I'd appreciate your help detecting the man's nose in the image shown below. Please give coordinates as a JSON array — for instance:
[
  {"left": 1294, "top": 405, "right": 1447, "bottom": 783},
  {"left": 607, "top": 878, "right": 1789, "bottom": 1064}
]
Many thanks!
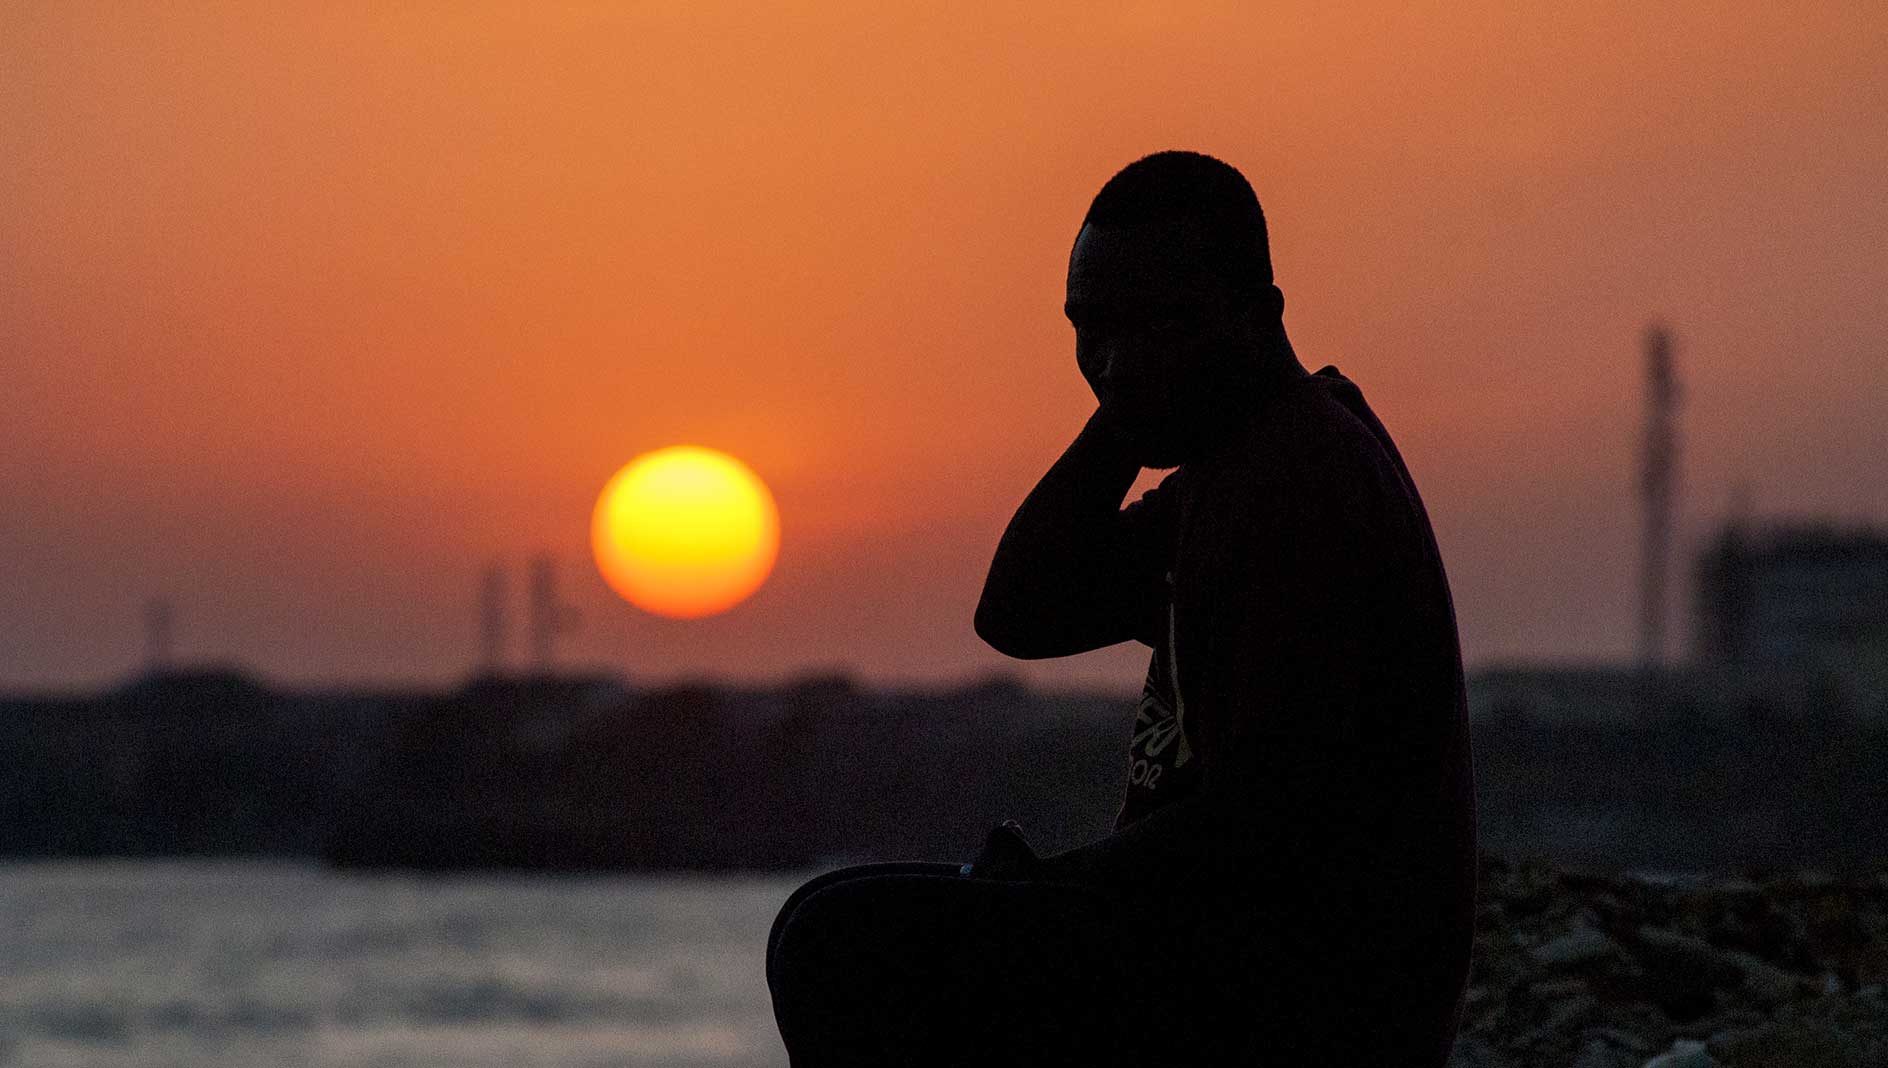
[{"left": 1096, "top": 342, "right": 1155, "bottom": 393}]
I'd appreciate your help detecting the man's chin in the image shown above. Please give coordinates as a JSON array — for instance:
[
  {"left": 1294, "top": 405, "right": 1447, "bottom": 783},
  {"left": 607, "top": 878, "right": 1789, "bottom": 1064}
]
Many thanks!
[{"left": 1104, "top": 409, "right": 1186, "bottom": 467}]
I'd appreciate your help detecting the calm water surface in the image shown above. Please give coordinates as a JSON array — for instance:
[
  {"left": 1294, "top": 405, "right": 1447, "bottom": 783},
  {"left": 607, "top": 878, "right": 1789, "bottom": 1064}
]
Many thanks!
[{"left": 0, "top": 861, "right": 804, "bottom": 1068}]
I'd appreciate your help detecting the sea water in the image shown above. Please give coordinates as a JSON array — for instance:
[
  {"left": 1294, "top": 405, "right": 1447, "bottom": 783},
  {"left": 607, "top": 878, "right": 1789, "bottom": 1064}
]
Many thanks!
[{"left": 0, "top": 860, "right": 803, "bottom": 1068}]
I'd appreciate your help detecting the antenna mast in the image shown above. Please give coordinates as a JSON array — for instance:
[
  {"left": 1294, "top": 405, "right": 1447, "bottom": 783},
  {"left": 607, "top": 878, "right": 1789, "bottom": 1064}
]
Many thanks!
[
  {"left": 528, "top": 554, "right": 579, "bottom": 674},
  {"left": 478, "top": 562, "right": 508, "bottom": 675},
  {"left": 1638, "top": 322, "right": 1681, "bottom": 674},
  {"left": 143, "top": 597, "right": 174, "bottom": 674}
]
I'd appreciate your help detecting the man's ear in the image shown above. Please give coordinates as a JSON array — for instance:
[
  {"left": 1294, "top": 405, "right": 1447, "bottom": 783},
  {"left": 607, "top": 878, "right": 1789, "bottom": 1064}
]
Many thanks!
[
  {"left": 1259, "top": 283, "right": 1284, "bottom": 322},
  {"left": 1235, "top": 283, "right": 1284, "bottom": 335}
]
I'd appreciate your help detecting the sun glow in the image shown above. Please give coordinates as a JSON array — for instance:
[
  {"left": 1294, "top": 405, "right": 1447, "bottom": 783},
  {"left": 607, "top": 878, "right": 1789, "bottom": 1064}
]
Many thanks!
[{"left": 591, "top": 446, "right": 780, "bottom": 619}]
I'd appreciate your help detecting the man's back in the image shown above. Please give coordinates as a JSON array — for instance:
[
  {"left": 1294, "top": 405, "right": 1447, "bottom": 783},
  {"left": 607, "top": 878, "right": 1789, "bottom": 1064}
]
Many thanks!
[{"left": 1158, "top": 365, "right": 1477, "bottom": 1063}]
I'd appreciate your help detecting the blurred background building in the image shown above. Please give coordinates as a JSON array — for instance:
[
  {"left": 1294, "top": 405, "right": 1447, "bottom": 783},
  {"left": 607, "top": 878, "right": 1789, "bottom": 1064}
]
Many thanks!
[
  {"left": 1691, "top": 520, "right": 1888, "bottom": 719},
  {"left": 1469, "top": 520, "right": 1888, "bottom": 724}
]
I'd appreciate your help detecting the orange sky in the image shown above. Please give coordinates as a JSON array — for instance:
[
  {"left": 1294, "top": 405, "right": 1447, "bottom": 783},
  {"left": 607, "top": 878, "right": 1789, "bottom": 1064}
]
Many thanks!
[{"left": 4, "top": 3, "right": 1884, "bottom": 691}]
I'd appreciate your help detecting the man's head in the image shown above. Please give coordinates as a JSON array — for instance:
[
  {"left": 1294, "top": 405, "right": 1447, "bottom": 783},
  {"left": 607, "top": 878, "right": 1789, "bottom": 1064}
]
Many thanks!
[{"left": 1065, "top": 151, "right": 1286, "bottom": 468}]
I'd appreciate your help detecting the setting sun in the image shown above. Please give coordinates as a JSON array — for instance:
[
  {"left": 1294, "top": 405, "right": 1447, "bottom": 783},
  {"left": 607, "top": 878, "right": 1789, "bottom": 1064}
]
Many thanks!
[{"left": 591, "top": 446, "right": 781, "bottom": 619}]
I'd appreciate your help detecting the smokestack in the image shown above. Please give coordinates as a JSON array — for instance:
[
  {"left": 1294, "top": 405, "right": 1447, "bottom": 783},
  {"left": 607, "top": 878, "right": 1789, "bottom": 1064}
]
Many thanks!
[
  {"left": 527, "top": 554, "right": 580, "bottom": 674},
  {"left": 478, "top": 563, "right": 508, "bottom": 675},
  {"left": 1639, "top": 322, "right": 1681, "bottom": 675},
  {"left": 142, "top": 597, "right": 174, "bottom": 674}
]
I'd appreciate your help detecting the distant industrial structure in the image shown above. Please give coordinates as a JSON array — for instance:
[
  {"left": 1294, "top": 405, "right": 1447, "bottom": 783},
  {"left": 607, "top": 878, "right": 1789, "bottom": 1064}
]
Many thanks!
[
  {"left": 1468, "top": 320, "right": 1888, "bottom": 724},
  {"left": 472, "top": 555, "right": 581, "bottom": 678},
  {"left": 141, "top": 597, "right": 175, "bottom": 675},
  {"left": 478, "top": 563, "right": 509, "bottom": 673},
  {"left": 1692, "top": 521, "right": 1888, "bottom": 717},
  {"left": 1473, "top": 519, "right": 1888, "bottom": 725},
  {"left": 1638, "top": 322, "right": 1681, "bottom": 672},
  {"left": 527, "top": 554, "right": 579, "bottom": 674}
]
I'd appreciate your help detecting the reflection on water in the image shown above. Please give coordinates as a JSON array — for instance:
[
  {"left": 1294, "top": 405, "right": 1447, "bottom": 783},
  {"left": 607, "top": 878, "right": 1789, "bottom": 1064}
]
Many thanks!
[{"left": 0, "top": 861, "right": 802, "bottom": 1068}]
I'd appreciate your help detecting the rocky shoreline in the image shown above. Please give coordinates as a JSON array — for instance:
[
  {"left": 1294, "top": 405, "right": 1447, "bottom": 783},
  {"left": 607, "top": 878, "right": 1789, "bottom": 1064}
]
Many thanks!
[{"left": 1451, "top": 853, "right": 1888, "bottom": 1067}]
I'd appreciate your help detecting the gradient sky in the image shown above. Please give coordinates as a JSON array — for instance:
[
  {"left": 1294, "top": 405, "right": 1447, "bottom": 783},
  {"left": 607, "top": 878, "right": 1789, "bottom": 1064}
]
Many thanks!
[{"left": 4, "top": 3, "right": 1884, "bottom": 693}]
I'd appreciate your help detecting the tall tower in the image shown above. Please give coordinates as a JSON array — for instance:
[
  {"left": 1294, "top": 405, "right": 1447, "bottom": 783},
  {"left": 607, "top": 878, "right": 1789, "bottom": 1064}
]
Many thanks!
[
  {"left": 1639, "top": 322, "right": 1681, "bottom": 673},
  {"left": 527, "top": 554, "right": 579, "bottom": 674},
  {"left": 142, "top": 596, "right": 175, "bottom": 674},
  {"left": 477, "top": 563, "right": 509, "bottom": 675}
]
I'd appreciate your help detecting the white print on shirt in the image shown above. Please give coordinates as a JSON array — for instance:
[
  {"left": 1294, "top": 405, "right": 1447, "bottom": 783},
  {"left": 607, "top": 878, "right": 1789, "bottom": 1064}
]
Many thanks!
[
  {"left": 1124, "top": 575, "right": 1193, "bottom": 797},
  {"left": 1165, "top": 580, "right": 1192, "bottom": 770}
]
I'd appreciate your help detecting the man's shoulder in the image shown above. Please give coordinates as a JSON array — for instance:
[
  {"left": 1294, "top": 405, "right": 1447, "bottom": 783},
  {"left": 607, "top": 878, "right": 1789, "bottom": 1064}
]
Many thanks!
[
  {"left": 1175, "top": 375, "right": 1424, "bottom": 583},
  {"left": 1181, "top": 372, "right": 1432, "bottom": 597},
  {"left": 1222, "top": 371, "right": 1406, "bottom": 495}
]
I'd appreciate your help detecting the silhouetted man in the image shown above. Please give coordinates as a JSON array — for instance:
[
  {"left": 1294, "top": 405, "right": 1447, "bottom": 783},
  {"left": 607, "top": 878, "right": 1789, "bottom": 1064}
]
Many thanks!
[{"left": 767, "top": 150, "right": 1477, "bottom": 1066}]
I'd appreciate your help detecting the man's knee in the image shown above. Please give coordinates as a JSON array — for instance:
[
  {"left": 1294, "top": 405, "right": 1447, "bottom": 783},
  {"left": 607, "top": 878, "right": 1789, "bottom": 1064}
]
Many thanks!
[
  {"left": 767, "top": 878, "right": 818, "bottom": 981},
  {"left": 768, "top": 879, "right": 898, "bottom": 1057},
  {"left": 772, "top": 878, "right": 876, "bottom": 983},
  {"left": 768, "top": 866, "right": 887, "bottom": 984}
]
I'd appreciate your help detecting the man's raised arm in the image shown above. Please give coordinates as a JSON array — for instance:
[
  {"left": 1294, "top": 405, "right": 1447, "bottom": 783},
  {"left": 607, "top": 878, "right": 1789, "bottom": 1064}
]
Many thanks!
[{"left": 974, "top": 409, "right": 1173, "bottom": 659}]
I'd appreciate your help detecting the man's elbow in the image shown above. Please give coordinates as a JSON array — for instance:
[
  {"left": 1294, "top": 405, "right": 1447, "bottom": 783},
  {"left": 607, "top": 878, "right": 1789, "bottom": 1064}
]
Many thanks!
[{"left": 973, "top": 599, "right": 1053, "bottom": 660}]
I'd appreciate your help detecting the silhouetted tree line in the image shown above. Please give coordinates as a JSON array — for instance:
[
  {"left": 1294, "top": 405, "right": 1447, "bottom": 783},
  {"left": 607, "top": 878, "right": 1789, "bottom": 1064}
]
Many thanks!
[
  {"left": 1, "top": 671, "right": 1882, "bottom": 874},
  {"left": 321, "top": 673, "right": 1126, "bottom": 870}
]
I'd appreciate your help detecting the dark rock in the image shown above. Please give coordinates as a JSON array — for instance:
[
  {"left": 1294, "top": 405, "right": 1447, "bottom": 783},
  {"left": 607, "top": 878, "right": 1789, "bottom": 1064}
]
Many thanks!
[
  {"left": 1571, "top": 1036, "right": 1638, "bottom": 1068},
  {"left": 1642, "top": 1037, "right": 1717, "bottom": 1067},
  {"left": 1452, "top": 849, "right": 1888, "bottom": 1067},
  {"left": 1533, "top": 925, "right": 1624, "bottom": 968}
]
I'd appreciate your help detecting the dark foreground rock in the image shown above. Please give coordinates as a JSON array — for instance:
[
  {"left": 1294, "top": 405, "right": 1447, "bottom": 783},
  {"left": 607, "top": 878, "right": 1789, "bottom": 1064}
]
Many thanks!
[{"left": 1451, "top": 853, "right": 1888, "bottom": 1067}]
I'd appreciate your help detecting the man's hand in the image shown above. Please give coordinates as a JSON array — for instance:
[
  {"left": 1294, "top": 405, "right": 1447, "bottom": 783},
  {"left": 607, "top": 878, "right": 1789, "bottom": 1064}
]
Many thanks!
[
  {"left": 973, "top": 408, "right": 1163, "bottom": 660},
  {"left": 962, "top": 820, "right": 1039, "bottom": 880}
]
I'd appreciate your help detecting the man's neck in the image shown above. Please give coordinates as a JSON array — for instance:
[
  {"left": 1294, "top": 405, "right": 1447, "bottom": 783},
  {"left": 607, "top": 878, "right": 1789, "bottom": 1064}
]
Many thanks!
[
  {"left": 1254, "top": 334, "right": 1309, "bottom": 390},
  {"left": 1183, "top": 334, "right": 1308, "bottom": 469},
  {"left": 1229, "top": 331, "right": 1310, "bottom": 417}
]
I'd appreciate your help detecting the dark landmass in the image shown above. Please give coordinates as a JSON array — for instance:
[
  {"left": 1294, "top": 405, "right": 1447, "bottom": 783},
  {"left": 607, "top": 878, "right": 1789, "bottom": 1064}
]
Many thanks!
[{"left": 1, "top": 669, "right": 1884, "bottom": 878}]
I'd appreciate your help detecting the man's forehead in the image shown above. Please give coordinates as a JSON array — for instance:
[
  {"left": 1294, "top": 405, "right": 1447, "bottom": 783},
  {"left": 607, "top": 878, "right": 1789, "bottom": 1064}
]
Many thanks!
[{"left": 1067, "top": 221, "right": 1216, "bottom": 301}]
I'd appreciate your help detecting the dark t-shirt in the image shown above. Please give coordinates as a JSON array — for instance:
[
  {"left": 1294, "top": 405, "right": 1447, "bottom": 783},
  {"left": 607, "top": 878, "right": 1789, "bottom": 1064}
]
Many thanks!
[{"left": 1106, "top": 365, "right": 1477, "bottom": 1065}]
